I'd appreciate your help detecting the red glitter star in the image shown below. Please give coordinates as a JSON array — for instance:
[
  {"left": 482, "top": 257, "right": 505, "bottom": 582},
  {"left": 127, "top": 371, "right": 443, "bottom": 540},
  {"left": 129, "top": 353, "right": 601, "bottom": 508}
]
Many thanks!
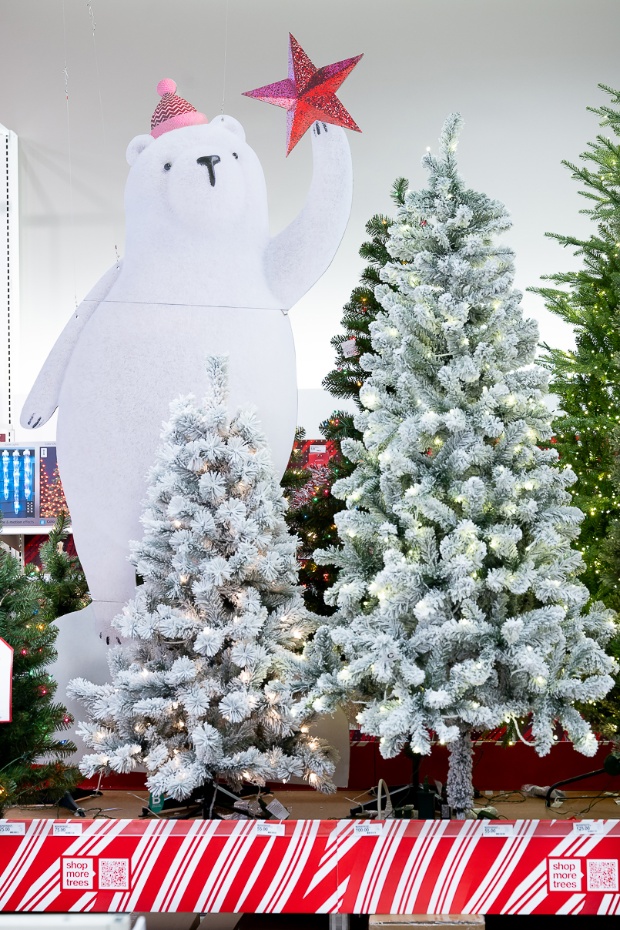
[{"left": 243, "top": 34, "right": 362, "bottom": 155}]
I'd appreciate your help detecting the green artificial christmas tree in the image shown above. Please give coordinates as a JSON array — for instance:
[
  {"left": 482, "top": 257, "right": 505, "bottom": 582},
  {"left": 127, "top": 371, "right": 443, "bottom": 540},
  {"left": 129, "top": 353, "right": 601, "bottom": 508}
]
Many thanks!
[
  {"left": 282, "top": 180, "right": 408, "bottom": 613},
  {"left": 36, "top": 512, "right": 90, "bottom": 623},
  {"left": 0, "top": 544, "right": 79, "bottom": 814},
  {"left": 323, "top": 177, "right": 408, "bottom": 427},
  {"left": 531, "top": 85, "right": 620, "bottom": 739},
  {"left": 532, "top": 85, "right": 620, "bottom": 609}
]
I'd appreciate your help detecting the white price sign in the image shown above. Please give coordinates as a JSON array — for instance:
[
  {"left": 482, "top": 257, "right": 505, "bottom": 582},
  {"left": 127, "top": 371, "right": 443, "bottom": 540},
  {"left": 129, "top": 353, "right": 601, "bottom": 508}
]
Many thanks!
[
  {"left": 482, "top": 822, "right": 514, "bottom": 837},
  {"left": 0, "top": 821, "right": 25, "bottom": 835},
  {"left": 53, "top": 822, "right": 83, "bottom": 836},
  {"left": 548, "top": 858, "right": 583, "bottom": 892},
  {"left": 62, "top": 857, "right": 94, "bottom": 890},
  {"left": 353, "top": 821, "right": 384, "bottom": 836},
  {"left": 572, "top": 821, "right": 604, "bottom": 835},
  {"left": 0, "top": 638, "right": 13, "bottom": 723},
  {"left": 256, "top": 822, "right": 285, "bottom": 837}
]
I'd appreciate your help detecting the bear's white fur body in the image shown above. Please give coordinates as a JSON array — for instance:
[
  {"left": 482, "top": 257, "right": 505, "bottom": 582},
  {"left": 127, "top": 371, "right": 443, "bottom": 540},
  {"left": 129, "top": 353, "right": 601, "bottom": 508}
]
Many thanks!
[{"left": 22, "top": 116, "right": 353, "bottom": 640}]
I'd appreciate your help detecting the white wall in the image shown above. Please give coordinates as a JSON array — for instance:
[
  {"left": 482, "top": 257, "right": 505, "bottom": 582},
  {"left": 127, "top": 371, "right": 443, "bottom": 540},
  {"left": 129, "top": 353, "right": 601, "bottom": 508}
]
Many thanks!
[{"left": 2, "top": 0, "right": 619, "bottom": 431}]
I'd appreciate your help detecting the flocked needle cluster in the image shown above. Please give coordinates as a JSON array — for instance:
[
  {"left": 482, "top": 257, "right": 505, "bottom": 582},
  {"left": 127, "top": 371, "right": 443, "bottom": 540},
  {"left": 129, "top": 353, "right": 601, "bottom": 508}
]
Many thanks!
[
  {"left": 303, "top": 114, "right": 617, "bottom": 813},
  {"left": 69, "top": 356, "right": 335, "bottom": 801}
]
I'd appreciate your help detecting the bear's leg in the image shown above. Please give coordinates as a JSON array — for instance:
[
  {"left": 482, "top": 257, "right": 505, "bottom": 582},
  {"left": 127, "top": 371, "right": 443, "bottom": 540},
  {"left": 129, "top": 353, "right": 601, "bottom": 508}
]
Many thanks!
[{"left": 70, "top": 513, "right": 139, "bottom": 644}]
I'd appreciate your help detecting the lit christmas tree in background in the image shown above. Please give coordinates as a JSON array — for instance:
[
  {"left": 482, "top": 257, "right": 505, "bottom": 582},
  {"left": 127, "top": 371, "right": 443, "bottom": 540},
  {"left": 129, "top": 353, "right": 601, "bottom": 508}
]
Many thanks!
[
  {"left": 39, "top": 460, "right": 69, "bottom": 520},
  {"left": 531, "top": 84, "right": 620, "bottom": 737},
  {"left": 302, "top": 114, "right": 617, "bottom": 815}
]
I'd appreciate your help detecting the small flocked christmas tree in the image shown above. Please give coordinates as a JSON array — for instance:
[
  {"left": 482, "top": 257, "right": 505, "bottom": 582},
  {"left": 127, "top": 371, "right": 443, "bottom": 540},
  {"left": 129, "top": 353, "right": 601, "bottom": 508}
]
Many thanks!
[
  {"left": 0, "top": 544, "right": 78, "bottom": 813},
  {"left": 68, "top": 357, "right": 335, "bottom": 806},
  {"left": 283, "top": 182, "right": 408, "bottom": 613},
  {"left": 36, "top": 512, "right": 90, "bottom": 622},
  {"left": 531, "top": 84, "right": 620, "bottom": 609},
  {"left": 302, "top": 115, "right": 617, "bottom": 815}
]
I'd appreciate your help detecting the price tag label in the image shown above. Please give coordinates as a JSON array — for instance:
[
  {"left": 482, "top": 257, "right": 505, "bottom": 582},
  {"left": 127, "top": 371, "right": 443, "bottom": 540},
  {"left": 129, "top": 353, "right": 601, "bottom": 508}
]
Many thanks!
[
  {"left": 341, "top": 338, "right": 359, "bottom": 359},
  {"left": 53, "top": 822, "right": 83, "bottom": 836},
  {"left": 572, "top": 821, "right": 603, "bottom": 835},
  {"left": 0, "top": 821, "right": 25, "bottom": 835},
  {"left": 482, "top": 822, "right": 514, "bottom": 837},
  {"left": 256, "top": 822, "right": 285, "bottom": 837},
  {"left": 353, "top": 821, "right": 384, "bottom": 836}
]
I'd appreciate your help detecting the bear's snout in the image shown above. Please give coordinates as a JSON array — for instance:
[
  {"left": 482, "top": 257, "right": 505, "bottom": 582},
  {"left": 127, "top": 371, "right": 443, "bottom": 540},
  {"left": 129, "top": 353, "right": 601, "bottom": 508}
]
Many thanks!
[{"left": 197, "top": 155, "right": 221, "bottom": 187}]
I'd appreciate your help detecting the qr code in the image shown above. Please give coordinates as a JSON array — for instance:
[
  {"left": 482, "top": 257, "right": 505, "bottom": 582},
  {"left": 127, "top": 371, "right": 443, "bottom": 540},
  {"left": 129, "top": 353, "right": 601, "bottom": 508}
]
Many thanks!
[
  {"left": 587, "top": 859, "right": 619, "bottom": 892},
  {"left": 98, "top": 858, "right": 130, "bottom": 891}
]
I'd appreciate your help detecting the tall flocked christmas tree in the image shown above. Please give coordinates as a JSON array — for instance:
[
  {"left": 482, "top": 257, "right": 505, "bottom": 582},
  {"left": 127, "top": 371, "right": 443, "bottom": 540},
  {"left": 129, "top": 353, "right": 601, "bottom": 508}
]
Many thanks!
[
  {"left": 68, "top": 357, "right": 335, "bottom": 806},
  {"left": 302, "top": 115, "right": 617, "bottom": 815}
]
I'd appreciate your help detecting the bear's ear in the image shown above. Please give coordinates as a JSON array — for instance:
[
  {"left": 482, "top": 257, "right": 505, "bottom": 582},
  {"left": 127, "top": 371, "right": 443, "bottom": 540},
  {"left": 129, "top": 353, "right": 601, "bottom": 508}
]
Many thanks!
[
  {"left": 213, "top": 115, "right": 246, "bottom": 141},
  {"left": 126, "top": 134, "right": 153, "bottom": 166}
]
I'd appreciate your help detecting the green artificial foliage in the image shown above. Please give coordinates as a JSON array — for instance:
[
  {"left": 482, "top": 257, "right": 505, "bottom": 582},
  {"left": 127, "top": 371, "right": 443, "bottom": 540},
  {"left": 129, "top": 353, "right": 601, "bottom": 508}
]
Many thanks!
[
  {"left": 0, "top": 541, "right": 79, "bottom": 814},
  {"left": 282, "top": 179, "right": 408, "bottom": 613},
  {"left": 530, "top": 85, "right": 620, "bottom": 739},
  {"left": 323, "top": 177, "right": 409, "bottom": 434},
  {"left": 283, "top": 421, "right": 347, "bottom": 616},
  {"left": 36, "top": 511, "right": 91, "bottom": 622},
  {"left": 531, "top": 85, "right": 620, "bottom": 608}
]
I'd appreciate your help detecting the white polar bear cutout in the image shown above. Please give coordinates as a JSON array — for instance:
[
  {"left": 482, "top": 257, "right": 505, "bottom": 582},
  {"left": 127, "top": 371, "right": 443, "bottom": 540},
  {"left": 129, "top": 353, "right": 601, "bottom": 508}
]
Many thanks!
[{"left": 22, "top": 101, "right": 352, "bottom": 644}]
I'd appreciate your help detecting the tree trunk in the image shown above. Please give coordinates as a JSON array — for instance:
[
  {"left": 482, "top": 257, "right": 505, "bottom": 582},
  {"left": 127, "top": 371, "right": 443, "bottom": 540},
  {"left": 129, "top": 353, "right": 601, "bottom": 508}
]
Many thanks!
[
  {"left": 202, "top": 779, "right": 217, "bottom": 819},
  {"left": 447, "top": 729, "right": 473, "bottom": 818}
]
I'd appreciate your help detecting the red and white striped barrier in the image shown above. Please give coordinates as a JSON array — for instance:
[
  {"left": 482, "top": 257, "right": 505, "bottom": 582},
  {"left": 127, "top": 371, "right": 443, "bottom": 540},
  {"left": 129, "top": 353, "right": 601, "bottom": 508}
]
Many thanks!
[{"left": 1, "top": 819, "right": 620, "bottom": 916}]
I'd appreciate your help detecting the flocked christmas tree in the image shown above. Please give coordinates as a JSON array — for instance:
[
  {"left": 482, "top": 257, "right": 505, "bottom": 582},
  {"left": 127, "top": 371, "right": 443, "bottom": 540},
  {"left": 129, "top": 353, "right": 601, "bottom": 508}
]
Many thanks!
[
  {"left": 532, "top": 84, "right": 620, "bottom": 610},
  {"left": 283, "top": 181, "right": 408, "bottom": 613},
  {"left": 0, "top": 543, "right": 79, "bottom": 813},
  {"left": 301, "top": 115, "right": 618, "bottom": 815},
  {"left": 68, "top": 356, "right": 335, "bottom": 806}
]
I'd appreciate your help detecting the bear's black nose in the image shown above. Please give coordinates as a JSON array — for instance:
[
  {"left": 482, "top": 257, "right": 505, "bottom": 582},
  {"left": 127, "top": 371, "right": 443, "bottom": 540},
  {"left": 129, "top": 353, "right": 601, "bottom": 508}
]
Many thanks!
[{"left": 197, "top": 155, "right": 221, "bottom": 187}]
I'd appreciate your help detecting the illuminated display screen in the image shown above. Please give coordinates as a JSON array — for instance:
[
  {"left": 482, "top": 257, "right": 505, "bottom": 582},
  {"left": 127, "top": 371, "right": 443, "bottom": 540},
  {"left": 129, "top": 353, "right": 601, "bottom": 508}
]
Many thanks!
[
  {"left": 0, "top": 447, "right": 35, "bottom": 520},
  {"left": 0, "top": 444, "right": 69, "bottom": 527}
]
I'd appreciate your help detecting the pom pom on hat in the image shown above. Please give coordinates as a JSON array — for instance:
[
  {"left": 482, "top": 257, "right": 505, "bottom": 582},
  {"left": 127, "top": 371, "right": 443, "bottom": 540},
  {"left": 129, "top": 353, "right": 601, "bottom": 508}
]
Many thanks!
[{"left": 151, "top": 79, "right": 208, "bottom": 138}]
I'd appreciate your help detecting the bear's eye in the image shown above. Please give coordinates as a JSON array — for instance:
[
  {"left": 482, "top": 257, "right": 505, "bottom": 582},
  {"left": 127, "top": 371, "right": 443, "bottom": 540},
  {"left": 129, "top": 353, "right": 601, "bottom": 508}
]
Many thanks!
[
  {"left": 164, "top": 162, "right": 172, "bottom": 171},
  {"left": 232, "top": 152, "right": 238, "bottom": 160}
]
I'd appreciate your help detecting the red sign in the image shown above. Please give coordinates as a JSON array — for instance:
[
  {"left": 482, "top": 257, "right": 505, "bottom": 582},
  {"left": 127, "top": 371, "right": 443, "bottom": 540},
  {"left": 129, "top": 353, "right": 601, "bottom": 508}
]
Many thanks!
[
  {"left": 297, "top": 440, "right": 338, "bottom": 469},
  {"left": 1, "top": 819, "right": 620, "bottom": 915}
]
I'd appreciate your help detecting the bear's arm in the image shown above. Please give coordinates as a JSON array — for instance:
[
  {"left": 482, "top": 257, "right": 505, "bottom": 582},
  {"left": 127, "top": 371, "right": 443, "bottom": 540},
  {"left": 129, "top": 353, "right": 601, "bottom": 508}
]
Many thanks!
[
  {"left": 265, "top": 122, "right": 352, "bottom": 309},
  {"left": 20, "top": 262, "right": 122, "bottom": 429}
]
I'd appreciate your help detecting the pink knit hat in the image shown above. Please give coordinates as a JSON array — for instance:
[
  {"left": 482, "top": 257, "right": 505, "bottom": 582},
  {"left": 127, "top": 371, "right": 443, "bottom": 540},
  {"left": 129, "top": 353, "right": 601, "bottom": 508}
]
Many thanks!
[{"left": 150, "top": 79, "right": 208, "bottom": 138}]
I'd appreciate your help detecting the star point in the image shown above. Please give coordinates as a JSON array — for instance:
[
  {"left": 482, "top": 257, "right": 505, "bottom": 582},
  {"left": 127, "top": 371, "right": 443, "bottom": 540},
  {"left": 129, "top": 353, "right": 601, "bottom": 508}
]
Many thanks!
[{"left": 243, "top": 34, "right": 363, "bottom": 155}]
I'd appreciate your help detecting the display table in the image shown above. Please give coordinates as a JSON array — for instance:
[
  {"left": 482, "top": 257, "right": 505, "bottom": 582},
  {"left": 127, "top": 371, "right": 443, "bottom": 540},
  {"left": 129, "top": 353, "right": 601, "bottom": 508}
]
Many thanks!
[{"left": 1, "top": 818, "right": 620, "bottom": 916}]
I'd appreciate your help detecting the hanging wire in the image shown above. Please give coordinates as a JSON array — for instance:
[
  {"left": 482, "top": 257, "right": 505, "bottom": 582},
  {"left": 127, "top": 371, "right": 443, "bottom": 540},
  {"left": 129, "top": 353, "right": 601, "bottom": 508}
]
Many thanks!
[
  {"left": 61, "top": 0, "right": 78, "bottom": 308},
  {"left": 85, "top": 1, "right": 120, "bottom": 268},
  {"left": 86, "top": 2, "right": 106, "bottom": 147},
  {"left": 221, "top": 0, "right": 230, "bottom": 114}
]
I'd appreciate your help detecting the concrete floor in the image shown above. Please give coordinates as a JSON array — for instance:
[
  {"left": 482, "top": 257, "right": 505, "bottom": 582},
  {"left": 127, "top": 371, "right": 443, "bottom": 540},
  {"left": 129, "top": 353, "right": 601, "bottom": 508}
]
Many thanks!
[{"left": 8, "top": 787, "right": 620, "bottom": 821}]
